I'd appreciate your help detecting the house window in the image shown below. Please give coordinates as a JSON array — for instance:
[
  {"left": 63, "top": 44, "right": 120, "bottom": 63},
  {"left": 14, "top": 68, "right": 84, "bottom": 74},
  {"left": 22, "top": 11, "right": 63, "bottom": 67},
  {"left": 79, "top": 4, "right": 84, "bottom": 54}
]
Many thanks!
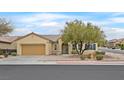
[
  {"left": 72, "top": 43, "right": 96, "bottom": 50},
  {"left": 72, "top": 44, "right": 83, "bottom": 50},
  {"left": 92, "top": 44, "right": 96, "bottom": 50},
  {"left": 85, "top": 43, "right": 96, "bottom": 50}
]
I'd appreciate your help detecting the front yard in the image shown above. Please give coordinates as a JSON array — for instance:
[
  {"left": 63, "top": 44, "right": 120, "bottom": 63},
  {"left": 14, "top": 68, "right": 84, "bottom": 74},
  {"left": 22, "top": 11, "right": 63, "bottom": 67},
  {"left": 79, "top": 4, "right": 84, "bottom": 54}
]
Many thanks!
[{"left": 0, "top": 53, "right": 124, "bottom": 65}]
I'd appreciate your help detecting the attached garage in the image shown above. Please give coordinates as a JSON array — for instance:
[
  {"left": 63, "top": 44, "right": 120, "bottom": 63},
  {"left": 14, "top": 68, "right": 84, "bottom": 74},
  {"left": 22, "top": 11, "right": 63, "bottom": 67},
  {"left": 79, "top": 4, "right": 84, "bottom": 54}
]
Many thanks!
[
  {"left": 14, "top": 32, "right": 53, "bottom": 56},
  {"left": 21, "top": 44, "right": 45, "bottom": 55}
]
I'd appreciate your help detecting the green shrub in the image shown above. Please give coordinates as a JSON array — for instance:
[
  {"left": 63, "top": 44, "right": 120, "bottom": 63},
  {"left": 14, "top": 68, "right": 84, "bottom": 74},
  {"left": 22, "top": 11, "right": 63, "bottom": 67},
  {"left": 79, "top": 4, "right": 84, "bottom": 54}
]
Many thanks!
[
  {"left": 120, "top": 44, "right": 124, "bottom": 50},
  {"left": 11, "top": 52, "right": 17, "bottom": 56},
  {"left": 0, "top": 49, "right": 3, "bottom": 55},
  {"left": 96, "top": 54, "right": 103, "bottom": 60},
  {"left": 80, "top": 55, "right": 86, "bottom": 60},
  {"left": 96, "top": 51, "right": 105, "bottom": 55}
]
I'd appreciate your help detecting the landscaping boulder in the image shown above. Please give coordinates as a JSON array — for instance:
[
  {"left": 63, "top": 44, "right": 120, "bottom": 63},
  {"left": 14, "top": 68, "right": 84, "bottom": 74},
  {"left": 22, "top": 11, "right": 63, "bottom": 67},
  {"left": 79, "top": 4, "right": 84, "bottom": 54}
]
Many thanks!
[{"left": 0, "top": 55, "right": 4, "bottom": 59}]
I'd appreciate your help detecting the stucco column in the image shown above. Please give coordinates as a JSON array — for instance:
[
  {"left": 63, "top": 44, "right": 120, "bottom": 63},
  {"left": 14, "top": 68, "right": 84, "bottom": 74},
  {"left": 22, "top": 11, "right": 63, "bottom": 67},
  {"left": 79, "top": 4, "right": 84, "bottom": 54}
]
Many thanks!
[
  {"left": 58, "top": 39, "right": 62, "bottom": 54},
  {"left": 17, "top": 43, "right": 21, "bottom": 56},
  {"left": 95, "top": 43, "right": 98, "bottom": 51},
  {"left": 46, "top": 42, "right": 50, "bottom": 55},
  {"left": 68, "top": 42, "right": 72, "bottom": 54}
]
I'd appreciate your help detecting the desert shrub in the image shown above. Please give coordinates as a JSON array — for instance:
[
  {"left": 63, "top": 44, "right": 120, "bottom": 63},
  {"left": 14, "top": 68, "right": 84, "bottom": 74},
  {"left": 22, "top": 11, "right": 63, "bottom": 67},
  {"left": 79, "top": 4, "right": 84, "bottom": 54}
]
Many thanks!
[
  {"left": 11, "top": 52, "right": 17, "bottom": 56},
  {"left": 116, "top": 44, "right": 121, "bottom": 49},
  {"left": 80, "top": 55, "right": 86, "bottom": 60},
  {"left": 95, "top": 51, "right": 105, "bottom": 60},
  {"left": 3, "top": 53, "right": 8, "bottom": 58},
  {"left": 96, "top": 54, "right": 103, "bottom": 60},
  {"left": 87, "top": 54, "right": 91, "bottom": 59},
  {"left": 80, "top": 54, "right": 92, "bottom": 60},
  {"left": 96, "top": 51, "right": 105, "bottom": 55}
]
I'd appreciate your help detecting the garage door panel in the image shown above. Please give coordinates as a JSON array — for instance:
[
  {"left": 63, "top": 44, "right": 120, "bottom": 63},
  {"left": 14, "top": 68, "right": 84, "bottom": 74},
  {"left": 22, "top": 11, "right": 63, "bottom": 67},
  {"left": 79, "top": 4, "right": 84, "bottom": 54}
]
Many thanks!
[{"left": 22, "top": 44, "right": 45, "bottom": 55}]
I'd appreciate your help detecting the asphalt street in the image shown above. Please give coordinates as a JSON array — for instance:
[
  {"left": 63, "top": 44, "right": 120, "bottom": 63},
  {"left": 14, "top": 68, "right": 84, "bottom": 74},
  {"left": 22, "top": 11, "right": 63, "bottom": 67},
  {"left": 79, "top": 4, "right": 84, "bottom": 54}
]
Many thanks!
[
  {"left": 0, "top": 65, "right": 124, "bottom": 80},
  {"left": 99, "top": 47, "right": 124, "bottom": 54}
]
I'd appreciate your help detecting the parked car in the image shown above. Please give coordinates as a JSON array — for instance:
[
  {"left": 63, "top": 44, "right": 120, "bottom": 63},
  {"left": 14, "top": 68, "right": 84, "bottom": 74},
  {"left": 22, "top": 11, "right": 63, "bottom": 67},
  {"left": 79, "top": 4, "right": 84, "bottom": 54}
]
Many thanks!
[{"left": 112, "top": 47, "right": 116, "bottom": 49}]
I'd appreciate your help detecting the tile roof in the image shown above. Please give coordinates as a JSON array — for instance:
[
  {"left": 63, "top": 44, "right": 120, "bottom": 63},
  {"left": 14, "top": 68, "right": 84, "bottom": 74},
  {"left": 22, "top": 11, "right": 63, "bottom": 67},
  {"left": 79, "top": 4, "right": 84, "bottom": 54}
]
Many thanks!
[
  {"left": 0, "top": 34, "right": 60, "bottom": 43},
  {"left": 0, "top": 36, "right": 19, "bottom": 43},
  {"left": 109, "top": 38, "right": 124, "bottom": 43},
  {"left": 109, "top": 39, "right": 118, "bottom": 43},
  {"left": 42, "top": 35, "right": 60, "bottom": 42}
]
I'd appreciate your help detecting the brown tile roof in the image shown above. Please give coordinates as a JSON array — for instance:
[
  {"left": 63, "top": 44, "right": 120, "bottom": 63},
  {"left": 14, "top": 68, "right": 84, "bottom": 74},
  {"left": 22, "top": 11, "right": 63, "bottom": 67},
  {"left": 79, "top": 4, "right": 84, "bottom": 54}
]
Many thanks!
[
  {"left": 0, "top": 34, "right": 60, "bottom": 43},
  {"left": 0, "top": 36, "right": 19, "bottom": 43},
  {"left": 109, "top": 39, "right": 118, "bottom": 43},
  {"left": 109, "top": 38, "right": 124, "bottom": 43},
  {"left": 42, "top": 35, "right": 60, "bottom": 42}
]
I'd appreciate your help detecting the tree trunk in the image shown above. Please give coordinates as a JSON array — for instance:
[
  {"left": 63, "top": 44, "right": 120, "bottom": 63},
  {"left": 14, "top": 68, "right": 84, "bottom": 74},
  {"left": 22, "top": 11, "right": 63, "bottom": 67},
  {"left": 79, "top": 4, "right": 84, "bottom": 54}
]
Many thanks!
[
  {"left": 80, "top": 43, "right": 91, "bottom": 55},
  {"left": 79, "top": 41, "right": 83, "bottom": 54},
  {"left": 73, "top": 41, "right": 86, "bottom": 55},
  {"left": 81, "top": 49, "right": 86, "bottom": 55},
  {"left": 73, "top": 42, "right": 90, "bottom": 55},
  {"left": 74, "top": 41, "right": 80, "bottom": 55}
]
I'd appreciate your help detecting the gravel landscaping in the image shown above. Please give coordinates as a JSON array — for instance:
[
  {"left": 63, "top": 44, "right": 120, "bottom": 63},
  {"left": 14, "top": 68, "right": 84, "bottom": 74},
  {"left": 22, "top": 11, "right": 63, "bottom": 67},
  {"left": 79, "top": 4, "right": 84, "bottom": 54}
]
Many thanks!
[{"left": 0, "top": 53, "right": 124, "bottom": 65}]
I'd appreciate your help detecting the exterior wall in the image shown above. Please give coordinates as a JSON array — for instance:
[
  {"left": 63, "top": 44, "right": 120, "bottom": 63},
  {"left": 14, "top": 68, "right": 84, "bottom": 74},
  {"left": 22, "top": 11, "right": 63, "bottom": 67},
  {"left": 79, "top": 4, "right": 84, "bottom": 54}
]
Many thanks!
[
  {"left": 57, "top": 38, "right": 72, "bottom": 54},
  {"left": 0, "top": 42, "right": 16, "bottom": 49},
  {"left": 107, "top": 42, "right": 116, "bottom": 48},
  {"left": 51, "top": 38, "right": 71, "bottom": 55},
  {"left": 58, "top": 38, "right": 63, "bottom": 54},
  {"left": 48, "top": 42, "right": 52, "bottom": 55},
  {"left": 95, "top": 43, "right": 98, "bottom": 51},
  {"left": 56, "top": 39, "right": 98, "bottom": 55},
  {"left": 68, "top": 42, "right": 72, "bottom": 54},
  {"left": 51, "top": 43, "right": 58, "bottom": 55},
  {"left": 15, "top": 34, "right": 52, "bottom": 55}
]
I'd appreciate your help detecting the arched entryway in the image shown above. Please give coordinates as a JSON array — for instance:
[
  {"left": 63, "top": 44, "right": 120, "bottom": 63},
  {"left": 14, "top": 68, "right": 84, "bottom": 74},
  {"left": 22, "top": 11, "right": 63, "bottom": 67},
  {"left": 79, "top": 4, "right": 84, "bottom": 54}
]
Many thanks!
[{"left": 62, "top": 43, "right": 68, "bottom": 54}]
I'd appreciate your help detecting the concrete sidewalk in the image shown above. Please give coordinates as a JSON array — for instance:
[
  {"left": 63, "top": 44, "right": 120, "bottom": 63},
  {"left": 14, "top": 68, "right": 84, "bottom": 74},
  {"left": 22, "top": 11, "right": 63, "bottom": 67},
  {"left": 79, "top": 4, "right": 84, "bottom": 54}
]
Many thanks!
[
  {"left": 56, "top": 60, "right": 124, "bottom": 65},
  {"left": 0, "top": 54, "right": 124, "bottom": 65},
  {"left": 0, "top": 59, "right": 124, "bottom": 65},
  {"left": 105, "top": 52, "right": 124, "bottom": 59}
]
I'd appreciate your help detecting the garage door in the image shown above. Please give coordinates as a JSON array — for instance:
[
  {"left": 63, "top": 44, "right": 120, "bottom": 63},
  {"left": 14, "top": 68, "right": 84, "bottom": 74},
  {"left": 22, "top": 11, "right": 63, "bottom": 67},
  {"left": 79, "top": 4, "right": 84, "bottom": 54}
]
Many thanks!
[{"left": 21, "top": 44, "right": 45, "bottom": 55}]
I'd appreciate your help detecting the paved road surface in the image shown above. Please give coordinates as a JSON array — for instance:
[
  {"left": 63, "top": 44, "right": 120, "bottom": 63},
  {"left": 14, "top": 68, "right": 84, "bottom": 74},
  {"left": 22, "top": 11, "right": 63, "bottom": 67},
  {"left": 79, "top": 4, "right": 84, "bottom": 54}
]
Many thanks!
[
  {"left": 99, "top": 47, "right": 124, "bottom": 54},
  {"left": 0, "top": 65, "right": 124, "bottom": 80}
]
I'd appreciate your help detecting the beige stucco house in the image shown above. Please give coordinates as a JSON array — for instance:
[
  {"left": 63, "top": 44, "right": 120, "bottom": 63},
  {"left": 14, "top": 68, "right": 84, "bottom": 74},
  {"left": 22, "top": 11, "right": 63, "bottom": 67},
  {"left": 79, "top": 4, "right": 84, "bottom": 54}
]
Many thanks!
[
  {"left": 108, "top": 38, "right": 124, "bottom": 48},
  {"left": 0, "top": 32, "right": 98, "bottom": 55}
]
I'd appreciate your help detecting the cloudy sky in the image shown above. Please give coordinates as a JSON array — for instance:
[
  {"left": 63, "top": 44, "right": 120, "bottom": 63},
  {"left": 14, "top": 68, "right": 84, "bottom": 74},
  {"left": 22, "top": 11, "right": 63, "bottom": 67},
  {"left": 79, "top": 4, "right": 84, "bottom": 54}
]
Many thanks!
[{"left": 0, "top": 12, "right": 124, "bottom": 40}]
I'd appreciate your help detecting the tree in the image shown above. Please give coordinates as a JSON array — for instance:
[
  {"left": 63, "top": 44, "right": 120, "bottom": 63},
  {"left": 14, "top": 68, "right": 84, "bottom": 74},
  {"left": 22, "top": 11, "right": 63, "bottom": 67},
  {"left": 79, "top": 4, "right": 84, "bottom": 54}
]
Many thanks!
[
  {"left": 61, "top": 20, "right": 106, "bottom": 55},
  {"left": 0, "top": 18, "right": 13, "bottom": 36}
]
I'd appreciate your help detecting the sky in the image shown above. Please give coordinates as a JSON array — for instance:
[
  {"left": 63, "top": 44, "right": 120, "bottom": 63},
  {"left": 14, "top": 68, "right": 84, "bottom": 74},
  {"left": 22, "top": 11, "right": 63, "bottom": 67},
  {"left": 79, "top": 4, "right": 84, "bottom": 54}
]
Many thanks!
[{"left": 0, "top": 12, "right": 124, "bottom": 40}]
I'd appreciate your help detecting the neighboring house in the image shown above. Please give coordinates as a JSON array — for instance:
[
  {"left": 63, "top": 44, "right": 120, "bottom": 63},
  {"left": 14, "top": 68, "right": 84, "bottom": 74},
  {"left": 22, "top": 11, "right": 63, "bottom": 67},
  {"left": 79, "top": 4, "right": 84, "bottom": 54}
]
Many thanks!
[
  {"left": 108, "top": 38, "right": 124, "bottom": 48},
  {"left": 0, "top": 32, "right": 98, "bottom": 55},
  {"left": 0, "top": 36, "right": 19, "bottom": 54}
]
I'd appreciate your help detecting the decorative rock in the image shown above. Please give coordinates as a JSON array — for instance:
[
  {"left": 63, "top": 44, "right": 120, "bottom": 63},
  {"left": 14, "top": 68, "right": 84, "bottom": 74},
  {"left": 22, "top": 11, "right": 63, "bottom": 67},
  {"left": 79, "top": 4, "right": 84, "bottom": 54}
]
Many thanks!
[
  {"left": 0, "top": 55, "right": 4, "bottom": 59},
  {"left": 83, "top": 50, "right": 96, "bottom": 59}
]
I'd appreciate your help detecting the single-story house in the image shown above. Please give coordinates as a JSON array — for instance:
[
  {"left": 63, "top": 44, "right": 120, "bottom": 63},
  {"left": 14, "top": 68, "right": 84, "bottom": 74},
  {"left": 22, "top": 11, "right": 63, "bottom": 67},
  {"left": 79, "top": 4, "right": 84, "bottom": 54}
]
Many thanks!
[{"left": 0, "top": 32, "right": 98, "bottom": 55}]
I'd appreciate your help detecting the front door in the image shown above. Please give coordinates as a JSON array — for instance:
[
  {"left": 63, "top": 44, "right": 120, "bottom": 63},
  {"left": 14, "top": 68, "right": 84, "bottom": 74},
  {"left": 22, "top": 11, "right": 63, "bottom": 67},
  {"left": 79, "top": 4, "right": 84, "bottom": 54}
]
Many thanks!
[{"left": 62, "top": 44, "right": 68, "bottom": 54}]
